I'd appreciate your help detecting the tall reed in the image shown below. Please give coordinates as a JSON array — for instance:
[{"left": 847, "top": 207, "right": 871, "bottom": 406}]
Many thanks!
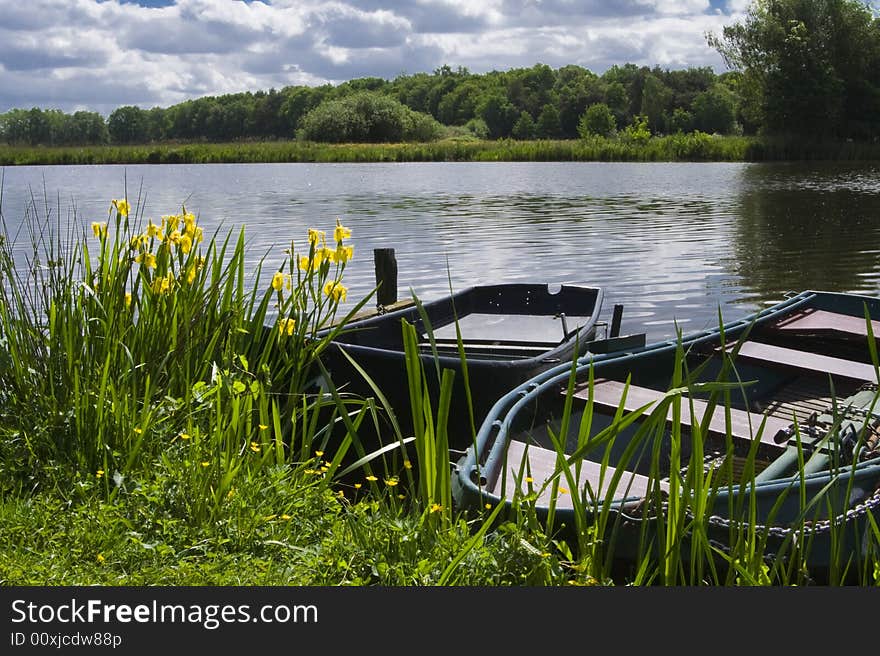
[
  {"left": 5, "top": 134, "right": 880, "bottom": 165},
  {"left": 0, "top": 192, "right": 374, "bottom": 522}
]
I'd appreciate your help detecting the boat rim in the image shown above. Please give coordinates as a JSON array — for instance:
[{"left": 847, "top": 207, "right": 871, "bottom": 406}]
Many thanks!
[{"left": 454, "top": 289, "right": 880, "bottom": 509}]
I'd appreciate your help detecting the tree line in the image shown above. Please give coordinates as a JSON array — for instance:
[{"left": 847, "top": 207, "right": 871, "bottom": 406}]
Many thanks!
[
  {"left": 2, "top": 0, "right": 878, "bottom": 146},
  {"left": 0, "top": 63, "right": 741, "bottom": 146}
]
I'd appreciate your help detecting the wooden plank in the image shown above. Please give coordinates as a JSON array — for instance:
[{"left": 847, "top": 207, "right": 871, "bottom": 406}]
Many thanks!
[
  {"left": 730, "top": 340, "right": 878, "bottom": 383},
  {"left": 570, "top": 379, "right": 791, "bottom": 449},
  {"left": 490, "top": 440, "right": 667, "bottom": 509},
  {"left": 327, "top": 299, "right": 415, "bottom": 328},
  {"left": 772, "top": 309, "right": 880, "bottom": 339}
]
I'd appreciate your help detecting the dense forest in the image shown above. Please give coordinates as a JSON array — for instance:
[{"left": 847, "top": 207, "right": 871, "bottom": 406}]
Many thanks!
[{"left": 2, "top": 0, "right": 879, "bottom": 147}]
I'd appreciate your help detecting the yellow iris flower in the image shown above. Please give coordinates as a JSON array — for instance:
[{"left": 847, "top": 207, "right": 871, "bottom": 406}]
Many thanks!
[
  {"left": 323, "top": 280, "right": 347, "bottom": 302},
  {"left": 111, "top": 199, "right": 130, "bottom": 218},
  {"left": 135, "top": 252, "right": 157, "bottom": 269},
  {"left": 277, "top": 317, "right": 296, "bottom": 336},
  {"left": 334, "top": 221, "right": 352, "bottom": 242},
  {"left": 329, "top": 245, "right": 353, "bottom": 264}
]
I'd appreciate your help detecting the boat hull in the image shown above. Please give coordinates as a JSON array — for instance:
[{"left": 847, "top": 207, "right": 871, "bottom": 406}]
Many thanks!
[
  {"left": 319, "top": 283, "right": 605, "bottom": 449},
  {"left": 453, "top": 290, "right": 880, "bottom": 576}
]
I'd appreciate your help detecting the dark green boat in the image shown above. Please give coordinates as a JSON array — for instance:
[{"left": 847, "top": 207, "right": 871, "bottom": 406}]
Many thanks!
[
  {"left": 320, "top": 283, "right": 619, "bottom": 448},
  {"left": 452, "top": 290, "right": 880, "bottom": 577}
]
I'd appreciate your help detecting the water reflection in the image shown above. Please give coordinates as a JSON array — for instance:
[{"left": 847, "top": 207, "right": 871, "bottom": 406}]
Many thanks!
[
  {"left": 1, "top": 161, "right": 878, "bottom": 342},
  {"left": 726, "top": 163, "right": 880, "bottom": 306}
]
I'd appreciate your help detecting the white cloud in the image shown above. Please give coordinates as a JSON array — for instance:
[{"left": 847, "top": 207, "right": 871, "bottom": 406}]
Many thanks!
[{"left": 0, "top": 0, "right": 739, "bottom": 113}]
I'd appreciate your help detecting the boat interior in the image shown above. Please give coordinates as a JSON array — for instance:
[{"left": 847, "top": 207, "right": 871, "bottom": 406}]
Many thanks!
[
  {"left": 331, "top": 283, "right": 604, "bottom": 360},
  {"left": 491, "top": 305, "right": 880, "bottom": 510}
]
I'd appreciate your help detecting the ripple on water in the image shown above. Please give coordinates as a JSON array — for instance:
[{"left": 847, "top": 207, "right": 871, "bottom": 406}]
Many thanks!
[{"left": 1, "top": 161, "right": 879, "bottom": 342}]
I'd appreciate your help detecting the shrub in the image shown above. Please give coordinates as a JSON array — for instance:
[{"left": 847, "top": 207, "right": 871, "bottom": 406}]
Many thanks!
[
  {"left": 297, "top": 92, "right": 442, "bottom": 143},
  {"left": 578, "top": 104, "right": 617, "bottom": 139}
]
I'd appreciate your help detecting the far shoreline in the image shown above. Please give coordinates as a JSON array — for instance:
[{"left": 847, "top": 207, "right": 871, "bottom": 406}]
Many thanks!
[{"left": 2, "top": 135, "right": 880, "bottom": 166}]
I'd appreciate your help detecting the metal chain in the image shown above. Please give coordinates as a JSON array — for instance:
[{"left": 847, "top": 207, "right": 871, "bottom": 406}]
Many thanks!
[
  {"left": 701, "top": 483, "right": 880, "bottom": 540},
  {"left": 619, "top": 475, "right": 880, "bottom": 541}
]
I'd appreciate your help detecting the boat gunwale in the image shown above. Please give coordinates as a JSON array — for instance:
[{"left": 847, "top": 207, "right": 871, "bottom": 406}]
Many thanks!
[{"left": 326, "top": 282, "right": 605, "bottom": 370}]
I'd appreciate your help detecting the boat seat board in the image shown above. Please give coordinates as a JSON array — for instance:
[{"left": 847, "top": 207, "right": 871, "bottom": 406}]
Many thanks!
[
  {"left": 569, "top": 379, "right": 791, "bottom": 448},
  {"left": 771, "top": 309, "right": 880, "bottom": 339},
  {"left": 728, "top": 340, "right": 879, "bottom": 383},
  {"left": 428, "top": 313, "right": 593, "bottom": 346},
  {"left": 491, "top": 439, "right": 668, "bottom": 509}
]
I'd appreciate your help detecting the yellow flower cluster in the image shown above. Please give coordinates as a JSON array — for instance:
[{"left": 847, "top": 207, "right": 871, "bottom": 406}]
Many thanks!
[
  {"left": 127, "top": 209, "right": 204, "bottom": 257},
  {"left": 133, "top": 210, "right": 203, "bottom": 267},
  {"left": 160, "top": 211, "right": 203, "bottom": 254},
  {"left": 92, "top": 222, "right": 108, "bottom": 238},
  {"left": 298, "top": 219, "right": 353, "bottom": 272}
]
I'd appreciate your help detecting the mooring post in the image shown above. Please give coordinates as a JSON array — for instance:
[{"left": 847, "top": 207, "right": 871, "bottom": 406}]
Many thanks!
[
  {"left": 610, "top": 303, "right": 624, "bottom": 338},
  {"left": 373, "top": 247, "right": 398, "bottom": 307}
]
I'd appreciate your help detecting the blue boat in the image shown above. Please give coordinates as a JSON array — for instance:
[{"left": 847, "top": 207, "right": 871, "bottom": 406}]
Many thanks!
[{"left": 452, "top": 290, "right": 880, "bottom": 577}]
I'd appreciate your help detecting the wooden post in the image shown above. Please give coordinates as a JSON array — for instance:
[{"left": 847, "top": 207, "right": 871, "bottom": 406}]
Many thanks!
[
  {"left": 610, "top": 303, "right": 624, "bottom": 338},
  {"left": 374, "top": 248, "right": 398, "bottom": 307}
]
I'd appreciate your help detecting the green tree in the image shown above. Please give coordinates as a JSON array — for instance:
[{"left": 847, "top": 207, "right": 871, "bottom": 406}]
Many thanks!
[
  {"left": 477, "top": 93, "right": 519, "bottom": 139},
  {"left": 603, "top": 81, "right": 630, "bottom": 128},
  {"left": 535, "top": 103, "right": 562, "bottom": 138},
  {"left": 279, "top": 86, "right": 331, "bottom": 135},
  {"left": 708, "top": 0, "right": 880, "bottom": 138},
  {"left": 0, "top": 109, "right": 30, "bottom": 144},
  {"left": 555, "top": 66, "right": 604, "bottom": 137},
  {"left": 640, "top": 73, "right": 673, "bottom": 134},
  {"left": 66, "top": 111, "right": 109, "bottom": 144},
  {"left": 577, "top": 103, "right": 616, "bottom": 138},
  {"left": 109, "top": 106, "right": 150, "bottom": 144},
  {"left": 436, "top": 80, "right": 483, "bottom": 125},
  {"left": 668, "top": 107, "right": 694, "bottom": 134},
  {"left": 512, "top": 111, "right": 536, "bottom": 140},
  {"left": 692, "top": 85, "right": 737, "bottom": 134},
  {"left": 25, "top": 108, "right": 51, "bottom": 145}
]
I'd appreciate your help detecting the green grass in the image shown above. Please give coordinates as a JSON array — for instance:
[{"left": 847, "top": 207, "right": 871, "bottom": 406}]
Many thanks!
[{"left": 3, "top": 134, "right": 880, "bottom": 165}]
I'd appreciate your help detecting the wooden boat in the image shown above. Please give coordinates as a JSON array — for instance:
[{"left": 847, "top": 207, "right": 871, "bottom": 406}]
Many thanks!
[
  {"left": 452, "top": 290, "right": 880, "bottom": 576},
  {"left": 319, "top": 283, "right": 636, "bottom": 449}
]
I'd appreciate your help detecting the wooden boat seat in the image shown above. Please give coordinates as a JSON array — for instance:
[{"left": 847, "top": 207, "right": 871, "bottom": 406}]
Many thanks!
[
  {"left": 771, "top": 308, "right": 880, "bottom": 340},
  {"left": 727, "top": 340, "right": 879, "bottom": 383},
  {"left": 568, "top": 379, "right": 791, "bottom": 449},
  {"left": 490, "top": 439, "right": 668, "bottom": 510}
]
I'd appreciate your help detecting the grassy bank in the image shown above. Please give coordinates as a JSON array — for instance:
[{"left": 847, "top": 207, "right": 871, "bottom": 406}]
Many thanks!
[
  {"left": 3, "top": 134, "right": 880, "bottom": 165},
  {"left": 0, "top": 195, "right": 582, "bottom": 586},
  {"left": 1, "top": 193, "right": 878, "bottom": 586}
]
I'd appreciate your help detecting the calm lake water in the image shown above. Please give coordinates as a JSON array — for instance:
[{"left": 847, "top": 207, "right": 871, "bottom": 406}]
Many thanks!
[{"left": 2, "top": 161, "right": 879, "bottom": 341}]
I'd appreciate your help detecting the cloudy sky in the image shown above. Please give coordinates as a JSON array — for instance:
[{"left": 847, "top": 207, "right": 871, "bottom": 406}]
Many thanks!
[{"left": 0, "top": 0, "right": 752, "bottom": 114}]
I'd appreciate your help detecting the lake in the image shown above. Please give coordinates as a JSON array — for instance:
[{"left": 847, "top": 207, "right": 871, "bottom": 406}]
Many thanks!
[{"left": 2, "top": 160, "right": 879, "bottom": 341}]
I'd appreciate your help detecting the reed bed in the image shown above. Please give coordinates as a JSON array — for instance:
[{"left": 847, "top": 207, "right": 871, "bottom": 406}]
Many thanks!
[{"left": 4, "top": 134, "right": 880, "bottom": 166}]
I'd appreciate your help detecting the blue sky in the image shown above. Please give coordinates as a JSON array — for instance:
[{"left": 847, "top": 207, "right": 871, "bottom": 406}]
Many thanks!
[{"left": 0, "top": 0, "right": 753, "bottom": 114}]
